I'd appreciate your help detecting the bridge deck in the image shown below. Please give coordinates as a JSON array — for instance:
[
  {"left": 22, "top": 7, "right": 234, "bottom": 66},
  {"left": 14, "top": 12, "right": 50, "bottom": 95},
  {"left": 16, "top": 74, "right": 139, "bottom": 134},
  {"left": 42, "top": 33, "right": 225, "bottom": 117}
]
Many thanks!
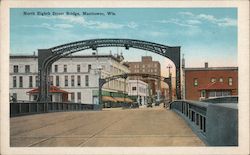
[{"left": 10, "top": 107, "right": 205, "bottom": 147}]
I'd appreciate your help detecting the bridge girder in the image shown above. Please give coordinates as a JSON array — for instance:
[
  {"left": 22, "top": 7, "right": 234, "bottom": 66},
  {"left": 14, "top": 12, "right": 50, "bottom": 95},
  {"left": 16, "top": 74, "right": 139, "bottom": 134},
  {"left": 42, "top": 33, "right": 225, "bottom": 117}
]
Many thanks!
[{"left": 38, "top": 38, "right": 181, "bottom": 102}]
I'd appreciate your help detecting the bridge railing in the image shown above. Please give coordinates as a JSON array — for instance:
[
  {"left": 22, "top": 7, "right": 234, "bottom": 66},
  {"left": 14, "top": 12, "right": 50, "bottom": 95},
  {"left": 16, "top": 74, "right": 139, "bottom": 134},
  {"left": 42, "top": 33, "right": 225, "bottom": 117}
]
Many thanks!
[
  {"left": 170, "top": 100, "right": 238, "bottom": 146},
  {"left": 10, "top": 102, "right": 101, "bottom": 117},
  {"left": 201, "top": 96, "right": 238, "bottom": 103}
]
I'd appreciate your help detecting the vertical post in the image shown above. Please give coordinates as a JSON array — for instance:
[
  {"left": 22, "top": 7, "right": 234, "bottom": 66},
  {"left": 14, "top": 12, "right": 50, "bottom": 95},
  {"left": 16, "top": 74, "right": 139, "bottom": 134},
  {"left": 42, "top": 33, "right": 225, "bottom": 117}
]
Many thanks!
[
  {"left": 124, "top": 78, "right": 126, "bottom": 107},
  {"left": 98, "top": 78, "right": 103, "bottom": 109}
]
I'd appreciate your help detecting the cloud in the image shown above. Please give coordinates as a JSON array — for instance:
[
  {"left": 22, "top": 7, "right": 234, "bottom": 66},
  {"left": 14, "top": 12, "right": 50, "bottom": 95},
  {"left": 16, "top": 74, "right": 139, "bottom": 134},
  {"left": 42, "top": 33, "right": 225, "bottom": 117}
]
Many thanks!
[
  {"left": 54, "top": 24, "right": 73, "bottom": 29},
  {"left": 40, "top": 15, "right": 138, "bottom": 30},
  {"left": 127, "top": 21, "right": 138, "bottom": 29},
  {"left": 178, "top": 11, "right": 237, "bottom": 27},
  {"left": 156, "top": 19, "right": 198, "bottom": 28},
  {"left": 20, "top": 23, "right": 73, "bottom": 30}
]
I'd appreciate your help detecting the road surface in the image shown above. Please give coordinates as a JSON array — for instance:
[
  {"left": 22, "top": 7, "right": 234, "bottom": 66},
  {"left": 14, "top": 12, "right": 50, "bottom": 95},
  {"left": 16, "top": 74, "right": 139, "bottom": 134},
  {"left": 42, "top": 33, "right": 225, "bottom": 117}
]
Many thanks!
[{"left": 10, "top": 107, "right": 205, "bottom": 147}]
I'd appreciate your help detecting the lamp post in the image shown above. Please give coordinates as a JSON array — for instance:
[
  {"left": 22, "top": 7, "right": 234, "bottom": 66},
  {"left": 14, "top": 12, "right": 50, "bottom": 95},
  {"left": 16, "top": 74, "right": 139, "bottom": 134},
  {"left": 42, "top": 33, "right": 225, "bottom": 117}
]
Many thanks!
[{"left": 167, "top": 64, "right": 172, "bottom": 102}]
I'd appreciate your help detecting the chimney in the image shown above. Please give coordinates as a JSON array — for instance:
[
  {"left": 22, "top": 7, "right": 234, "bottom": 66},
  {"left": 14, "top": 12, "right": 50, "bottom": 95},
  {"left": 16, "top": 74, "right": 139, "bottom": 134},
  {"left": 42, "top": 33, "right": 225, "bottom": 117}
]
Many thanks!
[{"left": 205, "top": 62, "right": 208, "bottom": 68}]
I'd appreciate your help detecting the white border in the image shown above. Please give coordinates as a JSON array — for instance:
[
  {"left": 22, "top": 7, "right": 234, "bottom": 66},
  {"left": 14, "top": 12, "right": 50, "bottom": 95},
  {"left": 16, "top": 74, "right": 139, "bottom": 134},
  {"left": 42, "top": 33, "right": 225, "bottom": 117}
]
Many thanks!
[{"left": 1, "top": 0, "right": 249, "bottom": 155}]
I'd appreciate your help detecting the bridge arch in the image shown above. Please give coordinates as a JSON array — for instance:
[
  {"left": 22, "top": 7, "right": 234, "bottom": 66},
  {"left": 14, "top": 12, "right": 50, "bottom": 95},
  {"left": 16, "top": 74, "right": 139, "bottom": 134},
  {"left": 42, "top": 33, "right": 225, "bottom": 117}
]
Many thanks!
[
  {"left": 98, "top": 73, "right": 172, "bottom": 106},
  {"left": 37, "top": 38, "right": 181, "bottom": 102}
]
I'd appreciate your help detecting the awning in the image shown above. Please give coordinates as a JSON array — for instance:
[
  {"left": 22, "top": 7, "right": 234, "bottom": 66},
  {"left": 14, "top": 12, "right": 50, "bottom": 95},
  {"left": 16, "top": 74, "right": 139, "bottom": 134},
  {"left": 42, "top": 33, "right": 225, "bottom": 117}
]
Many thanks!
[
  {"left": 27, "top": 86, "right": 69, "bottom": 94},
  {"left": 102, "top": 96, "right": 117, "bottom": 102},
  {"left": 125, "top": 98, "right": 133, "bottom": 103},
  {"left": 114, "top": 97, "right": 125, "bottom": 102},
  {"left": 113, "top": 97, "right": 133, "bottom": 103}
]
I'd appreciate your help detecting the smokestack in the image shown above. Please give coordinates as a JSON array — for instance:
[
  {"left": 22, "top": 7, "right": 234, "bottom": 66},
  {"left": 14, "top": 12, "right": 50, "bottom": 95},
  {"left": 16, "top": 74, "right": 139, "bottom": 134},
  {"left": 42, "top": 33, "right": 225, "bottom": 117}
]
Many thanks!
[{"left": 205, "top": 62, "right": 208, "bottom": 68}]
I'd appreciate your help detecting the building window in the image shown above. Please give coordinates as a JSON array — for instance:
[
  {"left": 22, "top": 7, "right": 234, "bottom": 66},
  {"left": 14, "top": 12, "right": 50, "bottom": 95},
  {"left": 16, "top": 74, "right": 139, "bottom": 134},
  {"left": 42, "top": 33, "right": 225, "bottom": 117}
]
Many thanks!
[
  {"left": 85, "top": 75, "right": 89, "bottom": 86},
  {"left": 71, "top": 93, "right": 75, "bottom": 102},
  {"left": 219, "top": 77, "right": 223, "bottom": 82},
  {"left": 228, "top": 77, "right": 233, "bottom": 86},
  {"left": 13, "top": 93, "right": 17, "bottom": 100},
  {"left": 132, "top": 87, "right": 136, "bottom": 91},
  {"left": 201, "top": 90, "right": 206, "bottom": 98},
  {"left": 77, "top": 64, "right": 80, "bottom": 72},
  {"left": 19, "top": 76, "right": 23, "bottom": 88},
  {"left": 49, "top": 76, "right": 53, "bottom": 86},
  {"left": 54, "top": 65, "right": 58, "bottom": 73},
  {"left": 210, "top": 77, "right": 216, "bottom": 83},
  {"left": 63, "top": 65, "right": 67, "bottom": 72},
  {"left": 77, "top": 75, "right": 81, "bottom": 86},
  {"left": 56, "top": 76, "right": 60, "bottom": 86},
  {"left": 88, "top": 64, "right": 92, "bottom": 72},
  {"left": 65, "top": 76, "right": 68, "bottom": 87},
  {"left": 208, "top": 91, "right": 216, "bottom": 97},
  {"left": 13, "top": 76, "right": 17, "bottom": 88},
  {"left": 35, "top": 76, "right": 39, "bottom": 87},
  {"left": 71, "top": 75, "right": 75, "bottom": 87},
  {"left": 25, "top": 65, "right": 30, "bottom": 73},
  {"left": 77, "top": 92, "right": 81, "bottom": 102},
  {"left": 14, "top": 65, "right": 18, "bottom": 73},
  {"left": 193, "top": 78, "right": 198, "bottom": 86},
  {"left": 29, "top": 76, "right": 33, "bottom": 88}
]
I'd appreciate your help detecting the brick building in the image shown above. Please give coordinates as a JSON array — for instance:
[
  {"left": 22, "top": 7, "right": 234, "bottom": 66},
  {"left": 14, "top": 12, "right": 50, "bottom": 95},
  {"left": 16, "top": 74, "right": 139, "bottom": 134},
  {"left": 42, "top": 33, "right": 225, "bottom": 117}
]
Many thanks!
[
  {"left": 184, "top": 63, "right": 238, "bottom": 100},
  {"left": 127, "top": 56, "right": 161, "bottom": 95}
]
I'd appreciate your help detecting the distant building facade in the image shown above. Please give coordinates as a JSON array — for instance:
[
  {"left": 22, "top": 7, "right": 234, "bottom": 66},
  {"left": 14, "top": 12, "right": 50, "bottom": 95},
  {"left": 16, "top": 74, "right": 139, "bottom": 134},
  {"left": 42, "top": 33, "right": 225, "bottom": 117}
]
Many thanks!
[
  {"left": 9, "top": 54, "right": 130, "bottom": 104},
  {"left": 128, "top": 80, "right": 149, "bottom": 106},
  {"left": 184, "top": 63, "right": 238, "bottom": 101},
  {"left": 127, "top": 56, "right": 161, "bottom": 95}
]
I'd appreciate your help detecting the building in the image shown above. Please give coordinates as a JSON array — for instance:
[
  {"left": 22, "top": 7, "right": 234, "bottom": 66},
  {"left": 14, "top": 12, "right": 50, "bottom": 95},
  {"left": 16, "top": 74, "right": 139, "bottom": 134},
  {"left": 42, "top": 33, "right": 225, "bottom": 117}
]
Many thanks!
[
  {"left": 27, "top": 86, "right": 69, "bottom": 102},
  {"left": 127, "top": 56, "right": 161, "bottom": 96},
  {"left": 9, "top": 54, "right": 130, "bottom": 104},
  {"left": 184, "top": 63, "right": 238, "bottom": 101},
  {"left": 128, "top": 80, "right": 149, "bottom": 106}
]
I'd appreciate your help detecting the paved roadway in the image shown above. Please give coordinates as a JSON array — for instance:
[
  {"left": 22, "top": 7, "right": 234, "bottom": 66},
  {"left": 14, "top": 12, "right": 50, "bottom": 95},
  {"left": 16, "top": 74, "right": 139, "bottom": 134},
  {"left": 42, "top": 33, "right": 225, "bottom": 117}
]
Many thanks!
[{"left": 10, "top": 106, "right": 205, "bottom": 147}]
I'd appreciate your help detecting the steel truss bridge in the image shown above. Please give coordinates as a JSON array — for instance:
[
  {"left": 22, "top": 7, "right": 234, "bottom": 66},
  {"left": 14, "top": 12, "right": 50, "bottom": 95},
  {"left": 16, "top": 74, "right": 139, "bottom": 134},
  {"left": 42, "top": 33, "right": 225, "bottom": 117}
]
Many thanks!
[{"left": 37, "top": 38, "right": 180, "bottom": 102}]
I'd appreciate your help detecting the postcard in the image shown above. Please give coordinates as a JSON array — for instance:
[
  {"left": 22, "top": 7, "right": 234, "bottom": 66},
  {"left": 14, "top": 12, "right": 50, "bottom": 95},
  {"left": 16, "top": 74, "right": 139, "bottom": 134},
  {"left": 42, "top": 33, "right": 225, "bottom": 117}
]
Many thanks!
[{"left": 0, "top": 0, "right": 249, "bottom": 155}]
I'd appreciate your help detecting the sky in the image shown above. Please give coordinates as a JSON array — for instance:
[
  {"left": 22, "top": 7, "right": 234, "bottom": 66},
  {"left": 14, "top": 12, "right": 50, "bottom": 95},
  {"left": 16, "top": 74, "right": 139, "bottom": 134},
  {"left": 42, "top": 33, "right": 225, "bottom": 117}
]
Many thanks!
[{"left": 10, "top": 8, "right": 237, "bottom": 77}]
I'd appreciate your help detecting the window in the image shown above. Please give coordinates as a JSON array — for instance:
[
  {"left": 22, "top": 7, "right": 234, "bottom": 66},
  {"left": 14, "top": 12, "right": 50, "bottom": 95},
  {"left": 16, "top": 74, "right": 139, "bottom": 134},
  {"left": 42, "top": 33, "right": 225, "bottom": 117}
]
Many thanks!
[
  {"left": 14, "top": 65, "right": 18, "bottom": 73},
  {"left": 65, "top": 76, "right": 68, "bottom": 87},
  {"left": 216, "top": 91, "right": 222, "bottom": 97},
  {"left": 223, "top": 91, "right": 231, "bottom": 96},
  {"left": 208, "top": 91, "right": 216, "bottom": 97},
  {"left": 35, "top": 76, "right": 39, "bottom": 87},
  {"left": 13, "top": 93, "right": 17, "bottom": 100},
  {"left": 49, "top": 76, "right": 53, "bottom": 86},
  {"left": 13, "top": 76, "right": 17, "bottom": 88},
  {"left": 71, "top": 93, "right": 75, "bottom": 102},
  {"left": 88, "top": 64, "right": 91, "bottom": 72},
  {"left": 77, "top": 75, "right": 81, "bottom": 86},
  {"left": 25, "top": 65, "right": 30, "bottom": 73},
  {"left": 194, "top": 78, "right": 198, "bottom": 86},
  {"left": 85, "top": 75, "right": 89, "bottom": 86},
  {"left": 201, "top": 90, "right": 206, "bottom": 97},
  {"left": 29, "top": 76, "right": 33, "bottom": 88},
  {"left": 19, "top": 76, "right": 23, "bottom": 88},
  {"left": 77, "top": 64, "right": 80, "bottom": 72},
  {"left": 228, "top": 77, "right": 233, "bottom": 86},
  {"left": 56, "top": 76, "right": 60, "bottom": 86},
  {"left": 132, "top": 87, "right": 136, "bottom": 91},
  {"left": 77, "top": 92, "right": 81, "bottom": 102},
  {"left": 71, "top": 75, "right": 75, "bottom": 87},
  {"left": 63, "top": 65, "right": 67, "bottom": 72},
  {"left": 54, "top": 65, "right": 58, "bottom": 73},
  {"left": 219, "top": 77, "right": 223, "bottom": 82},
  {"left": 211, "top": 77, "right": 216, "bottom": 83}
]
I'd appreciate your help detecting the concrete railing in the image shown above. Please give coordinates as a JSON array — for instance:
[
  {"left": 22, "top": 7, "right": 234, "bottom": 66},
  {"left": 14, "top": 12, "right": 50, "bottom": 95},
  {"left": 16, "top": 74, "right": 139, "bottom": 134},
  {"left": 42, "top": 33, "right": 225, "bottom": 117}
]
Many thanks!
[
  {"left": 170, "top": 100, "right": 238, "bottom": 146},
  {"left": 201, "top": 96, "right": 238, "bottom": 103},
  {"left": 10, "top": 102, "right": 101, "bottom": 117}
]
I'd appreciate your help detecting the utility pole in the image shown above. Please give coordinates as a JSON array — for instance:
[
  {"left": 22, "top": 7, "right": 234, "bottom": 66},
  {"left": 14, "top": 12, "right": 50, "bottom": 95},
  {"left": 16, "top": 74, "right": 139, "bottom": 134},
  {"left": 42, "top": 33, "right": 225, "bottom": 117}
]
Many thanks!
[{"left": 167, "top": 64, "right": 172, "bottom": 102}]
